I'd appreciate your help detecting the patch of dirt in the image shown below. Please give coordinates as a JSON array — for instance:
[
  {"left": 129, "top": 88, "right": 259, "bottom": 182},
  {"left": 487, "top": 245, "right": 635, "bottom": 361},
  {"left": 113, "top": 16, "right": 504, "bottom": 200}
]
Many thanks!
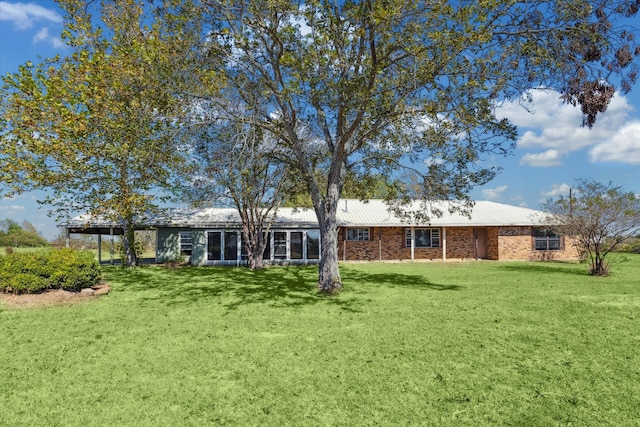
[{"left": 0, "top": 284, "right": 111, "bottom": 309}]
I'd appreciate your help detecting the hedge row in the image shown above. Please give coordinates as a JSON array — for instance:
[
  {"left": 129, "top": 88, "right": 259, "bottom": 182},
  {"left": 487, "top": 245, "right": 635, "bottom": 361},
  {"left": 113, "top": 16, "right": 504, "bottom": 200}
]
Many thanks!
[{"left": 0, "top": 249, "right": 101, "bottom": 294}]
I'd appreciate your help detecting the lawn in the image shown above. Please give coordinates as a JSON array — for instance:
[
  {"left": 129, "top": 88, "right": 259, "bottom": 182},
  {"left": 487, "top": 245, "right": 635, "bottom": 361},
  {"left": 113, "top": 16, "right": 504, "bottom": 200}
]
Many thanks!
[{"left": 1, "top": 256, "right": 639, "bottom": 426}]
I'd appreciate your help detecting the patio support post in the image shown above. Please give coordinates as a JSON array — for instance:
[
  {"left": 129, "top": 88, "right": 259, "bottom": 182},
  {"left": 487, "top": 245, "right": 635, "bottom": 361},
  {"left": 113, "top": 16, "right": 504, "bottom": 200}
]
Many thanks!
[
  {"left": 98, "top": 234, "right": 102, "bottom": 264},
  {"left": 343, "top": 239, "right": 346, "bottom": 261},
  {"left": 442, "top": 228, "right": 447, "bottom": 261},
  {"left": 65, "top": 228, "right": 70, "bottom": 248},
  {"left": 410, "top": 227, "right": 415, "bottom": 261},
  {"left": 110, "top": 227, "right": 114, "bottom": 265}
]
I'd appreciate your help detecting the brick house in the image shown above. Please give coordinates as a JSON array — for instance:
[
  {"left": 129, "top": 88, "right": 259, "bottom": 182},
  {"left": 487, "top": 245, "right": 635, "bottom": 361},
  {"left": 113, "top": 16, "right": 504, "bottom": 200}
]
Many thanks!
[{"left": 61, "top": 199, "right": 578, "bottom": 265}]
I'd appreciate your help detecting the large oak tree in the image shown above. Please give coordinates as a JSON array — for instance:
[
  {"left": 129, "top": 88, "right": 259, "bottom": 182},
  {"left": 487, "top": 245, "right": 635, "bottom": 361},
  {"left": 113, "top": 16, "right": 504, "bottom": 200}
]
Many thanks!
[{"left": 167, "top": 0, "right": 639, "bottom": 292}]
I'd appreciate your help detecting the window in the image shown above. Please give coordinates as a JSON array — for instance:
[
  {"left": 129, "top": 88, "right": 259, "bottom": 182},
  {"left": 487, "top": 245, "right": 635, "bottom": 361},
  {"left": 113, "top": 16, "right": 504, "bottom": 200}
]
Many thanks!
[
  {"left": 290, "top": 232, "right": 303, "bottom": 259},
  {"left": 224, "top": 231, "right": 238, "bottom": 260},
  {"left": 306, "top": 230, "right": 320, "bottom": 259},
  {"left": 207, "top": 231, "right": 222, "bottom": 260},
  {"left": 346, "top": 228, "right": 370, "bottom": 241},
  {"left": 179, "top": 231, "right": 193, "bottom": 256},
  {"left": 273, "top": 231, "right": 288, "bottom": 259},
  {"left": 405, "top": 228, "right": 440, "bottom": 248},
  {"left": 534, "top": 228, "right": 562, "bottom": 251},
  {"left": 207, "top": 231, "right": 239, "bottom": 260}
]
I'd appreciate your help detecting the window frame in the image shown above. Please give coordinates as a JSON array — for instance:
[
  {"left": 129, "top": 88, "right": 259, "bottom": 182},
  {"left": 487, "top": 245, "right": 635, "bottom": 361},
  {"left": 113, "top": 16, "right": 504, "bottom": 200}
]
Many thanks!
[
  {"left": 346, "top": 227, "right": 370, "bottom": 241},
  {"left": 533, "top": 228, "right": 563, "bottom": 251},
  {"left": 179, "top": 231, "right": 193, "bottom": 256},
  {"left": 405, "top": 228, "right": 441, "bottom": 248}
]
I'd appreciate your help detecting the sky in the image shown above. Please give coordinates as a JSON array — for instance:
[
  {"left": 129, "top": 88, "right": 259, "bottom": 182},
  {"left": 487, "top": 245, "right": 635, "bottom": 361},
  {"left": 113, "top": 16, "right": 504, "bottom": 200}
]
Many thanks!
[{"left": 1, "top": 0, "right": 639, "bottom": 240}]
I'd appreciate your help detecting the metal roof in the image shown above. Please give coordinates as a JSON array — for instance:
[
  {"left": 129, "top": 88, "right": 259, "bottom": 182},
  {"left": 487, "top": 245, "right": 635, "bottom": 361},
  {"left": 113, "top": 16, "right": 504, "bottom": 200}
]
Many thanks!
[
  {"left": 61, "top": 199, "right": 546, "bottom": 233},
  {"left": 335, "top": 199, "right": 545, "bottom": 227}
]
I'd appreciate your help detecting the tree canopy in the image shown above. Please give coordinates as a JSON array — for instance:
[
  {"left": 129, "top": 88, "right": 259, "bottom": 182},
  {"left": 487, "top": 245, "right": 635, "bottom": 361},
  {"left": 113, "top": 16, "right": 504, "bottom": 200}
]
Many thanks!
[
  {"left": 0, "top": 0, "right": 190, "bottom": 265},
  {"left": 163, "top": 0, "right": 639, "bottom": 292}
]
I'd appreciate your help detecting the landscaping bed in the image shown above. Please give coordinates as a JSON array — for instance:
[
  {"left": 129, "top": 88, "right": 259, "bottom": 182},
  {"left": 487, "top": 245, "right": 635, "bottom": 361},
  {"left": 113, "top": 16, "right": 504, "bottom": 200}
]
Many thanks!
[{"left": 0, "top": 284, "right": 110, "bottom": 308}]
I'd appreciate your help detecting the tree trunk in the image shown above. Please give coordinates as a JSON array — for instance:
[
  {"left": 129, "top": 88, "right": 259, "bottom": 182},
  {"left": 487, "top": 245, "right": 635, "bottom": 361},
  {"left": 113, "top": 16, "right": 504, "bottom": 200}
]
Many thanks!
[
  {"left": 121, "top": 220, "right": 138, "bottom": 267},
  {"left": 246, "top": 231, "right": 267, "bottom": 270},
  {"left": 317, "top": 199, "right": 342, "bottom": 293}
]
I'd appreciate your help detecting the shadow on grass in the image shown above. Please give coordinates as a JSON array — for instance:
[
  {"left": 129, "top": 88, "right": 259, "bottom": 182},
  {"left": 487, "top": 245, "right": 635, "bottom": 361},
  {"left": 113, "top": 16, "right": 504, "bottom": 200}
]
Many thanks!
[
  {"left": 496, "top": 262, "right": 586, "bottom": 277},
  {"left": 104, "top": 264, "right": 462, "bottom": 311},
  {"left": 105, "top": 266, "right": 322, "bottom": 310},
  {"left": 341, "top": 269, "right": 462, "bottom": 291}
]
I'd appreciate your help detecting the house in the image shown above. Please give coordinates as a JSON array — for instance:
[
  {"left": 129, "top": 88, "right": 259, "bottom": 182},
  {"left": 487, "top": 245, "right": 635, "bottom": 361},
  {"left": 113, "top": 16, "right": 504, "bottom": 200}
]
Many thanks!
[{"left": 60, "top": 199, "right": 578, "bottom": 265}]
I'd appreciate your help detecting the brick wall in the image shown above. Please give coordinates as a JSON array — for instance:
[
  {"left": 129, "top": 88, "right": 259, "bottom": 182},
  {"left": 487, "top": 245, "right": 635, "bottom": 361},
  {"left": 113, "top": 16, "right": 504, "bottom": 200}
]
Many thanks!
[
  {"left": 338, "top": 227, "right": 442, "bottom": 261},
  {"left": 497, "top": 226, "right": 579, "bottom": 261},
  {"left": 338, "top": 227, "right": 413, "bottom": 261},
  {"left": 445, "top": 227, "right": 475, "bottom": 259},
  {"left": 337, "top": 225, "right": 579, "bottom": 262}
]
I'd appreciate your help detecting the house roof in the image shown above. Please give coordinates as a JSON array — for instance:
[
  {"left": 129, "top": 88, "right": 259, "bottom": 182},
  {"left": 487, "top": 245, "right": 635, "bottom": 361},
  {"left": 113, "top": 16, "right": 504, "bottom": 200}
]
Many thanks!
[{"left": 61, "top": 199, "right": 547, "bottom": 234}]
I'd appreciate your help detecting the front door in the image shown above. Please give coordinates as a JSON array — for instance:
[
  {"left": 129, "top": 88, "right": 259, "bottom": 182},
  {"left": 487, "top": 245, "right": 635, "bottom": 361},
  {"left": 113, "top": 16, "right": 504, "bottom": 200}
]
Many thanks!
[{"left": 475, "top": 228, "right": 487, "bottom": 259}]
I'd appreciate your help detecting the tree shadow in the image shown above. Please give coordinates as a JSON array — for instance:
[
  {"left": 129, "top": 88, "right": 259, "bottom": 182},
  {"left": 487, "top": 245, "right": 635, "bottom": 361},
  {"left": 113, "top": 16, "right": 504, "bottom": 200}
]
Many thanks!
[
  {"left": 496, "top": 262, "right": 586, "bottom": 277},
  {"left": 105, "top": 266, "right": 329, "bottom": 310},
  {"left": 341, "top": 269, "right": 462, "bottom": 291},
  {"left": 103, "top": 264, "right": 462, "bottom": 313}
]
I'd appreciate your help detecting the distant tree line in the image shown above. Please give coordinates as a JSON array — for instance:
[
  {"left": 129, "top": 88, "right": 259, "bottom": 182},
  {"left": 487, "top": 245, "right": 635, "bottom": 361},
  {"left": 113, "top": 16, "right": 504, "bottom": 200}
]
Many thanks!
[{"left": 0, "top": 219, "right": 49, "bottom": 248}]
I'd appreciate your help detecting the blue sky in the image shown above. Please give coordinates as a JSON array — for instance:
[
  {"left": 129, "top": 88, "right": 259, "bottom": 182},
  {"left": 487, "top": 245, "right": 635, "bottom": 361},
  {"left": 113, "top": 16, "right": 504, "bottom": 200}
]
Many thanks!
[{"left": 1, "top": 1, "right": 639, "bottom": 240}]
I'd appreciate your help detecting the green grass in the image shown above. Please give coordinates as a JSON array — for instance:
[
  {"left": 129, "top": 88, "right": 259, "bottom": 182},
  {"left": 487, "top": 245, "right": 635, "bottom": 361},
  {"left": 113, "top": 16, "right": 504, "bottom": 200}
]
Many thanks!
[{"left": 1, "top": 256, "right": 640, "bottom": 426}]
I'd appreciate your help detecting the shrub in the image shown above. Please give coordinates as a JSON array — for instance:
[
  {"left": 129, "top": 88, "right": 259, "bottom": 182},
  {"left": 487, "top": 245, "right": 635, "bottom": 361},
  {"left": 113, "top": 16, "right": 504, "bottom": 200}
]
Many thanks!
[
  {"left": 0, "top": 249, "right": 101, "bottom": 294},
  {"left": 6, "top": 273, "right": 49, "bottom": 294},
  {"left": 48, "top": 248, "right": 101, "bottom": 291}
]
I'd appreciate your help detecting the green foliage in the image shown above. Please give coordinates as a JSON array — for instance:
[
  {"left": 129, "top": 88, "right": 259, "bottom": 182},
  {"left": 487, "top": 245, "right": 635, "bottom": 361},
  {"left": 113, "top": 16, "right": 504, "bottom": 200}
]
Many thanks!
[
  {"left": 619, "top": 237, "right": 640, "bottom": 254},
  {"left": 0, "top": 0, "right": 191, "bottom": 266},
  {"left": 0, "top": 219, "right": 49, "bottom": 248},
  {"left": 5, "top": 273, "right": 49, "bottom": 294},
  {"left": 117, "top": 240, "right": 144, "bottom": 267},
  {"left": 0, "top": 248, "right": 101, "bottom": 293},
  {"left": 48, "top": 249, "right": 102, "bottom": 291}
]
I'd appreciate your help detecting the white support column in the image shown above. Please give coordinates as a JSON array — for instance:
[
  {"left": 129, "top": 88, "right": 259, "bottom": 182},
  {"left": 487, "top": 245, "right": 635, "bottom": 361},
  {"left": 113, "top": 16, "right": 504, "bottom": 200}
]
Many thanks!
[
  {"left": 65, "top": 228, "right": 70, "bottom": 248},
  {"left": 410, "top": 227, "right": 415, "bottom": 261},
  {"left": 442, "top": 227, "right": 447, "bottom": 261},
  {"left": 303, "top": 231, "right": 308, "bottom": 261}
]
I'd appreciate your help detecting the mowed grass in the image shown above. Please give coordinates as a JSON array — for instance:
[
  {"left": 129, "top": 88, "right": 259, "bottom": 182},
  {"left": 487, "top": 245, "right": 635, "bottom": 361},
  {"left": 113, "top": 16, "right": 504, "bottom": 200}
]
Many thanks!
[{"left": 1, "top": 256, "right": 640, "bottom": 426}]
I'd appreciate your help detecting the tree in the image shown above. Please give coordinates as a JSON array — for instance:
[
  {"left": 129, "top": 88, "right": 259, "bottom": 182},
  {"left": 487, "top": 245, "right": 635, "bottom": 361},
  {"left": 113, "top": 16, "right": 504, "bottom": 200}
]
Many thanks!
[
  {"left": 0, "top": 0, "right": 189, "bottom": 266},
  {"left": 186, "top": 111, "right": 293, "bottom": 269},
  {"left": 542, "top": 179, "right": 640, "bottom": 276},
  {"left": 0, "top": 219, "right": 49, "bottom": 248},
  {"left": 162, "top": 0, "right": 639, "bottom": 292}
]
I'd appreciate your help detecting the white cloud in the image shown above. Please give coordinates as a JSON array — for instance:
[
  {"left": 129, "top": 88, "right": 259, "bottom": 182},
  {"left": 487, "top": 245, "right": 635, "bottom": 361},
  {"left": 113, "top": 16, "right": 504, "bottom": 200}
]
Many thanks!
[
  {"left": 482, "top": 185, "right": 508, "bottom": 201},
  {"left": 541, "top": 183, "right": 571, "bottom": 198},
  {"left": 8, "top": 205, "right": 25, "bottom": 210},
  {"left": 589, "top": 121, "right": 640, "bottom": 164},
  {"left": 33, "top": 26, "right": 64, "bottom": 48},
  {"left": 0, "top": 1, "right": 62, "bottom": 29},
  {"left": 497, "top": 89, "right": 636, "bottom": 166},
  {"left": 520, "top": 149, "right": 563, "bottom": 167}
]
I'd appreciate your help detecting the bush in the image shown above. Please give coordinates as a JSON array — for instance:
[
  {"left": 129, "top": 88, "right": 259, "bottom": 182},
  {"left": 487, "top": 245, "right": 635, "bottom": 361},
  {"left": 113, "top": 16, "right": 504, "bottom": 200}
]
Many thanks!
[
  {"left": 48, "top": 249, "right": 102, "bottom": 291},
  {"left": 6, "top": 273, "right": 49, "bottom": 294},
  {"left": 0, "top": 249, "right": 101, "bottom": 294}
]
